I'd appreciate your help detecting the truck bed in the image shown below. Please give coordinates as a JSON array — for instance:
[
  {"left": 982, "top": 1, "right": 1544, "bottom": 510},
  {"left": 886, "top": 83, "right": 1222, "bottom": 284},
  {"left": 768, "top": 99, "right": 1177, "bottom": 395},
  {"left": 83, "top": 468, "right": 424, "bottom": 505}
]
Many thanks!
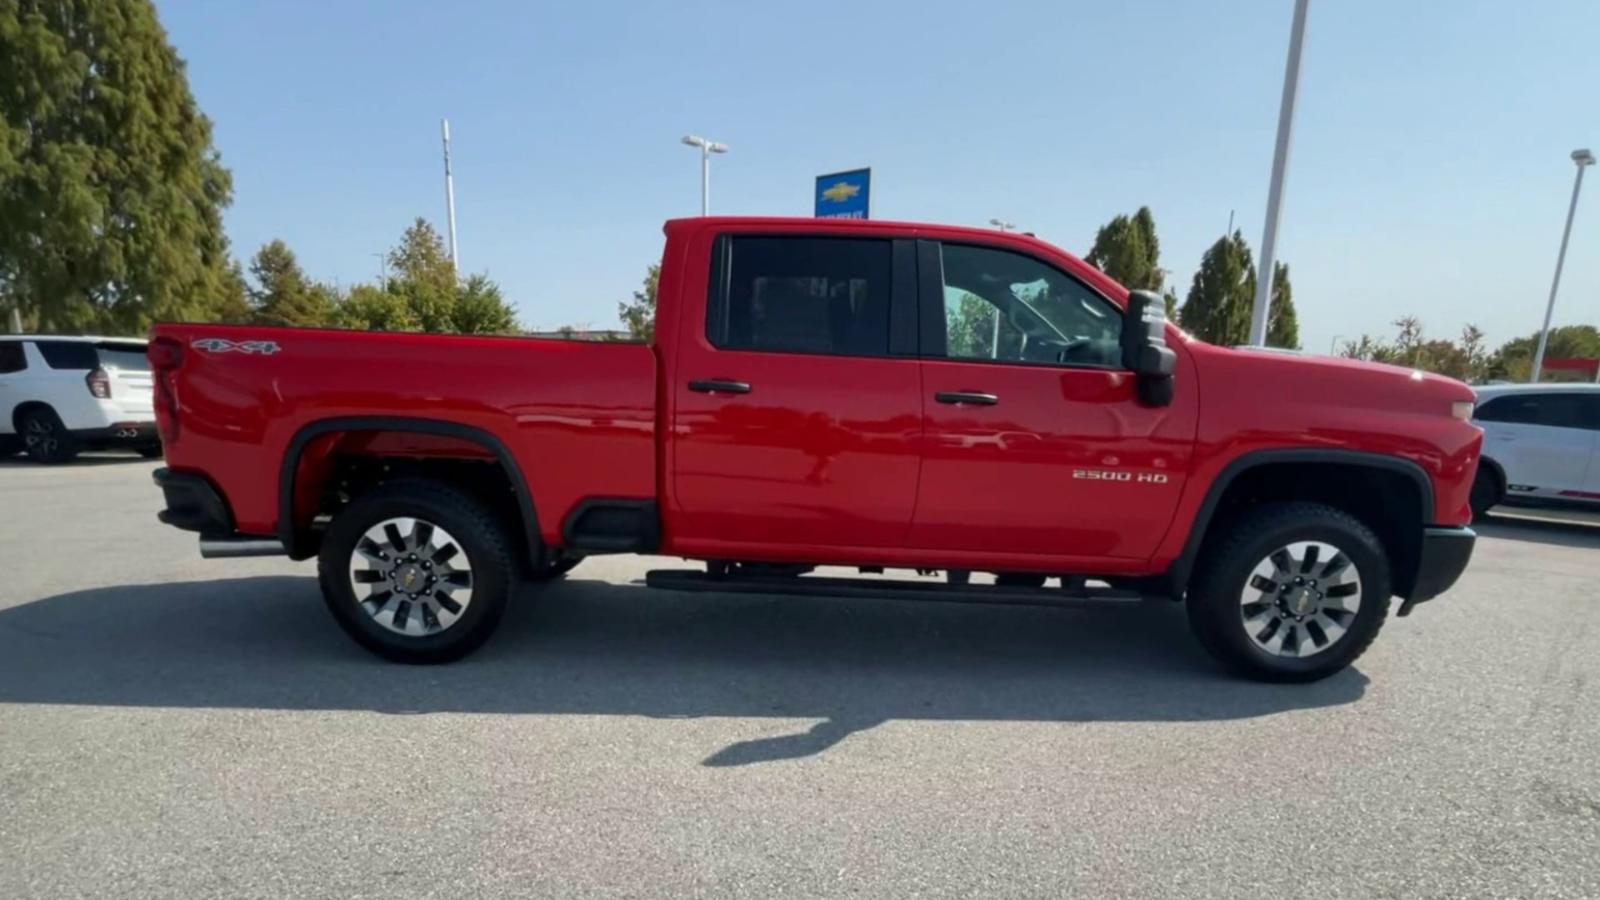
[{"left": 151, "top": 324, "right": 658, "bottom": 546}]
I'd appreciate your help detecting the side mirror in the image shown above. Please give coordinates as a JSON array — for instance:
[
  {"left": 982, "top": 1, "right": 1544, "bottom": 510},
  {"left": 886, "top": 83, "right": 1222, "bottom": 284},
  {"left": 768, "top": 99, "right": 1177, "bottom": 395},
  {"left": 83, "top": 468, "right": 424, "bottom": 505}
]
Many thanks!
[{"left": 1121, "top": 290, "right": 1176, "bottom": 407}]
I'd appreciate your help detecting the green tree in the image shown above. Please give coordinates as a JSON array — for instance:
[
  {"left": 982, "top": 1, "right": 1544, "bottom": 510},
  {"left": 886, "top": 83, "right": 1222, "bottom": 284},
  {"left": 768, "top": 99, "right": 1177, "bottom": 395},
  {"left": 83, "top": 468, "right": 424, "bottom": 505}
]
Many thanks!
[
  {"left": 1178, "top": 231, "right": 1255, "bottom": 346},
  {"left": 0, "top": 0, "right": 234, "bottom": 333},
  {"left": 617, "top": 263, "right": 660, "bottom": 340},
  {"left": 1161, "top": 287, "right": 1180, "bottom": 321},
  {"left": 211, "top": 260, "right": 253, "bottom": 325},
  {"left": 452, "top": 274, "right": 516, "bottom": 334},
  {"left": 332, "top": 218, "right": 517, "bottom": 334},
  {"left": 1338, "top": 318, "right": 1494, "bottom": 383},
  {"left": 336, "top": 284, "right": 418, "bottom": 332},
  {"left": 1488, "top": 324, "right": 1600, "bottom": 382},
  {"left": 248, "top": 240, "right": 336, "bottom": 327},
  {"left": 386, "top": 218, "right": 458, "bottom": 332},
  {"left": 1264, "top": 262, "right": 1300, "bottom": 349},
  {"left": 1085, "top": 206, "right": 1164, "bottom": 291}
]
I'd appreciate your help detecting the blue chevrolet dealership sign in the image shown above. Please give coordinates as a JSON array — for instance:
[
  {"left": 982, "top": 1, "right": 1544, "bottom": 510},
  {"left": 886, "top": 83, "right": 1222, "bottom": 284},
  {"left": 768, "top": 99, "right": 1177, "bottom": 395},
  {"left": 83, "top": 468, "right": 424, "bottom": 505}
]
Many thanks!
[{"left": 815, "top": 168, "right": 871, "bottom": 219}]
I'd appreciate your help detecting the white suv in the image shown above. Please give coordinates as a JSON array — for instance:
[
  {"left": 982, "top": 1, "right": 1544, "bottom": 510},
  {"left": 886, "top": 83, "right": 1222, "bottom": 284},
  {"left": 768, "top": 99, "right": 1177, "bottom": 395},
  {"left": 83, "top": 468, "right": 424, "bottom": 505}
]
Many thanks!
[
  {"left": 0, "top": 336, "right": 159, "bottom": 464},
  {"left": 1471, "top": 384, "right": 1600, "bottom": 516}
]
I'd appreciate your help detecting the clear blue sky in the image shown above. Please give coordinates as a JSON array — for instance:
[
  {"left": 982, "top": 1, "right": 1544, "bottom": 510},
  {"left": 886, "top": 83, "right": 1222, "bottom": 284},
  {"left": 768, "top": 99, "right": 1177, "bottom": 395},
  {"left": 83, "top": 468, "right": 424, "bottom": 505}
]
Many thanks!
[{"left": 158, "top": 0, "right": 1599, "bottom": 352}]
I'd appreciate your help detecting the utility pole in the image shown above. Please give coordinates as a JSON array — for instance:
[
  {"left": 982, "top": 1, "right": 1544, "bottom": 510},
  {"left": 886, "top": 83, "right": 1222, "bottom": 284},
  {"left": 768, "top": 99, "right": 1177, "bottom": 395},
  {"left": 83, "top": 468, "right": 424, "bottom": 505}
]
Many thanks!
[
  {"left": 1248, "top": 0, "right": 1310, "bottom": 347},
  {"left": 442, "top": 119, "right": 460, "bottom": 272},
  {"left": 1530, "top": 148, "right": 1594, "bottom": 383},
  {"left": 6, "top": 306, "right": 20, "bottom": 334}
]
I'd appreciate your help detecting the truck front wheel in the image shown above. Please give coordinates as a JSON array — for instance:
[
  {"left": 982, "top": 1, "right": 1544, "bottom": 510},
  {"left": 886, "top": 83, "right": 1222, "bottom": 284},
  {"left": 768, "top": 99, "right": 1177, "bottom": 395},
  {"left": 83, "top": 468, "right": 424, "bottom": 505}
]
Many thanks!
[
  {"left": 1186, "top": 503, "right": 1390, "bottom": 683},
  {"left": 317, "top": 480, "right": 514, "bottom": 664}
]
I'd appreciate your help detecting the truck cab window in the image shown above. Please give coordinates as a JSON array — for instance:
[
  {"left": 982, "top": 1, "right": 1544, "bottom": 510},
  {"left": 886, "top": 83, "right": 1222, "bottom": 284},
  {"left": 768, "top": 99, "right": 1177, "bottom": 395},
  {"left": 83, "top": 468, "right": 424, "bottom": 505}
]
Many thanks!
[
  {"left": 938, "top": 243, "right": 1121, "bottom": 368},
  {"left": 708, "top": 237, "right": 891, "bottom": 356}
]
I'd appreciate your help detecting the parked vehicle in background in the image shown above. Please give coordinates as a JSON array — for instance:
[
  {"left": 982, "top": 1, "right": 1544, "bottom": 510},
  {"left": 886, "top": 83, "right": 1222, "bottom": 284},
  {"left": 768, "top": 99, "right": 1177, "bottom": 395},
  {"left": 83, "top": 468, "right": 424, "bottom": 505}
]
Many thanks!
[
  {"left": 1470, "top": 384, "right": 1600, "bottom": 516},
  {"left": 0, "top": 336, "right": 160, "bottom": 464},
  {"left": 150, "top": 217, "right": 1481, "bottom": 683}
]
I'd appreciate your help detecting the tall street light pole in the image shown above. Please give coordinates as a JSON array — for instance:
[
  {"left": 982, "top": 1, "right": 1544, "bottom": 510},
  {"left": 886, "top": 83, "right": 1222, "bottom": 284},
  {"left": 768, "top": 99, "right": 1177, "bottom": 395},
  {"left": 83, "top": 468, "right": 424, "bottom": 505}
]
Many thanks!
[
  {"left": 1248, "top": 0, "right": 1310, "bottom": 347},
  {"left": 441, "top": 119, "right": 459, "bottom": 272},
  {"left": 681, "top": 135, "right": 728, "bottom": 215},
  {"left": 1530, "top": 148, "right": 1595, "bottom": 383}
]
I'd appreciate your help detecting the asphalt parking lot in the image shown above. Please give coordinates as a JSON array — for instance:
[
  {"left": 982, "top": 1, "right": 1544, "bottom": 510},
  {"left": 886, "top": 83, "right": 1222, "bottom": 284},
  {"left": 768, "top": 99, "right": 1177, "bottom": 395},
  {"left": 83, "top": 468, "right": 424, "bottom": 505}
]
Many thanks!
[{"left": 2, "top": 456, "right": 1598, "bottom": 899}]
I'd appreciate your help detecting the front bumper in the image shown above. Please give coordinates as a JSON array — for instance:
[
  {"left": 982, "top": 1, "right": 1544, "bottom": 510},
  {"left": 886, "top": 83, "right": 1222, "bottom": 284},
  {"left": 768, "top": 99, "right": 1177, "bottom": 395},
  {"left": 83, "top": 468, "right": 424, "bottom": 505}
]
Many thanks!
[{"left": 1398, "top": 525, "right": 1476, "bottom": 616}]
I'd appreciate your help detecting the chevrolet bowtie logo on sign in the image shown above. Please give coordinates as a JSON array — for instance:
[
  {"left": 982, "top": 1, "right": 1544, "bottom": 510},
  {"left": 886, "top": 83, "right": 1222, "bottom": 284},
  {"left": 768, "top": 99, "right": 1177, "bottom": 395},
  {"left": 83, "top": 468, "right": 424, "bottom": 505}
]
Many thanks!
[
  {"left": 191, "top": 338, "right": 281, "bottom": 355},
  {"left": 820, "top": 182, "right": 861, "bottom": 203},
  {"left": 815, "top": 168, "right": 871, "bottom": 219}
]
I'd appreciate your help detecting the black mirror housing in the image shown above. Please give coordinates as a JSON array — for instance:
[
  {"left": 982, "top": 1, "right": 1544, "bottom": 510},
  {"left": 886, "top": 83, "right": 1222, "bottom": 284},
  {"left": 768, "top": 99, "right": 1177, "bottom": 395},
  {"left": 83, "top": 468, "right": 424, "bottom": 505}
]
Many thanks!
[{"left": 1121, "top": 290, "right": 1176, "bottom": 407}]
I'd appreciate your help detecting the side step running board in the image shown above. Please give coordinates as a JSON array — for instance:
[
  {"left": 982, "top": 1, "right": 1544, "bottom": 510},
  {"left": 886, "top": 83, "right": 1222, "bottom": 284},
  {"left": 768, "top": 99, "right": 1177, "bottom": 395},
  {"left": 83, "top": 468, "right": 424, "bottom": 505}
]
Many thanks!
[{"left": 644, "top": 569, "right": 1150, "bottom": 610}]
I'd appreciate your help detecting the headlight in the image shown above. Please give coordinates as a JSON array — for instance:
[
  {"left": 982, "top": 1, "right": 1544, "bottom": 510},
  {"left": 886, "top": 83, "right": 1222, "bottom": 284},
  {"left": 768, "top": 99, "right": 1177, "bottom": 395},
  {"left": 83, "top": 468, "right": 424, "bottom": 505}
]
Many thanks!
[{"left": 1451, "top": 400, "right": 1475, "bottom": 421}]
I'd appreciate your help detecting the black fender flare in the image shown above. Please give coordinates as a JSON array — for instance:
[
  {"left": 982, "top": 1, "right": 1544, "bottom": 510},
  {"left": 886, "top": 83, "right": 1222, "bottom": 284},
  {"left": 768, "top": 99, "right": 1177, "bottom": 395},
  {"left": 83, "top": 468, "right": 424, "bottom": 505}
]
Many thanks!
[
  {"left": 1163, "top": 448, "right": 1435, "bottom": 593},
  {"left": 277, "top": 416, "right": 542, "bottom": 564}
]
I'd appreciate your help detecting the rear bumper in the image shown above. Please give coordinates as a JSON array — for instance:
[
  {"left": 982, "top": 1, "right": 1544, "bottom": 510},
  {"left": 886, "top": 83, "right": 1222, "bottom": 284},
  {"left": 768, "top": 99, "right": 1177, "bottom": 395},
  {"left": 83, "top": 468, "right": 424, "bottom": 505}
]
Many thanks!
[
  {"left": 1398, "top": 525, "right": 1476, "bottom": 615},
  {"left": 152, "top": 467, "right": 233, "bottom": 535}
]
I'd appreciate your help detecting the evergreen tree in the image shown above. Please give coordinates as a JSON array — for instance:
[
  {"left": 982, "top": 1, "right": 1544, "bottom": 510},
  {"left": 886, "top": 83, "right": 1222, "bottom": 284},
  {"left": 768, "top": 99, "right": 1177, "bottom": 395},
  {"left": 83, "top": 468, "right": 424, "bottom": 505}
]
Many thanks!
[
  {"left": 1265, "top": 261, "right": 1300, "bottom": 349},
  {"left": 0, "top": 0, "right": 234, "bottom": 332},
  {"left": 1179, "top": 231, "right": 1255, "bottom": 346},
  {"left": 249, "top": 240, "right": 335, "bottom": 327},
  {"left": 1085, "top": 206, "right": 1164, "bottom": 291}
]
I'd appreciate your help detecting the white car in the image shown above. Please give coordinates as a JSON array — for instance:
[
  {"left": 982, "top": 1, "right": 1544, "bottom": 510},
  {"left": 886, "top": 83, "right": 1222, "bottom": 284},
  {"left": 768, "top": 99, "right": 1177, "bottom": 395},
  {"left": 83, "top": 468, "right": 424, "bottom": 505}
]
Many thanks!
[
  {"left": 1470, "top": 383, "right": 1600, "bottom": 516},
  {"left": 0, "top": 336, "right": 160, "bottom": 464}
]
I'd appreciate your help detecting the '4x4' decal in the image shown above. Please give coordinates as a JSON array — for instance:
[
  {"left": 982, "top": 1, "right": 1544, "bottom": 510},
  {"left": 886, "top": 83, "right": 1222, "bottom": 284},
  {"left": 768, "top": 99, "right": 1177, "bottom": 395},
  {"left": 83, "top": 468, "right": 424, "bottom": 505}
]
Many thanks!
[{"left": 190, "top": 338, "right": 281, "bottom": 355}]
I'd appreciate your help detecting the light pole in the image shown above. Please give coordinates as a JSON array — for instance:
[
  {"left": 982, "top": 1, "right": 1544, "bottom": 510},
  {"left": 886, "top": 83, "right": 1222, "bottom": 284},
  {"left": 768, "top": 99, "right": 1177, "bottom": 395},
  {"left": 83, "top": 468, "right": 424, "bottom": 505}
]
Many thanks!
[
  {"left": 1329, "top": 334, "right": 1345, "bottom": 356},
  {"left": 681, "top": 134, "right": 728, "bottom": 215},
  {"left": 989, "top": 218, "right": 1017, "bottom": 232},
  {"left": 1530, "top": 148, "right": 1594, "bottom": 383},
  {"left": 371, "top": 253, "right": 387, "bottom": 285},
  {"left": 1247, "top": 0, "right": 1311, "bottom": 347}
]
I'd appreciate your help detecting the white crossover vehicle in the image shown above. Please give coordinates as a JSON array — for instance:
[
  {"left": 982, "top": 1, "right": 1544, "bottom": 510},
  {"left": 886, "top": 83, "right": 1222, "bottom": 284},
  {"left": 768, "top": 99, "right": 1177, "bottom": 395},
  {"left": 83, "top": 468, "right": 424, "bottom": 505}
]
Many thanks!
[
  {"left": 0, "top": 336, "right": 159, "bottom": 464},
  {"left": 1470, "top": 384, "right": 1600, "bottom": 516}
]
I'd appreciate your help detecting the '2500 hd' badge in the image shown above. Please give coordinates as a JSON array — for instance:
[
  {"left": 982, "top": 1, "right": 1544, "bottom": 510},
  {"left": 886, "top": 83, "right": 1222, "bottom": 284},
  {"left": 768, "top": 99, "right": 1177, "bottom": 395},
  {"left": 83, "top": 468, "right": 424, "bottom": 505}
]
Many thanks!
[
  {"left": 190, "top": 338, "right": 280, "bottom": 355},
  {"left": 1073, "top": 469, "right": 1169, "bottom": 484}
]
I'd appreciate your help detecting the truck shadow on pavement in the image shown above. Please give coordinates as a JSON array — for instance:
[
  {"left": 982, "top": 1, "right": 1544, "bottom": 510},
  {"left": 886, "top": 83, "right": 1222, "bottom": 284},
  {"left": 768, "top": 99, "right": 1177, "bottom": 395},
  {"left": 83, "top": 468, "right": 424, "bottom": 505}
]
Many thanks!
[{"left": 0, "top": 575, "right": 1368, "bottom": 766}]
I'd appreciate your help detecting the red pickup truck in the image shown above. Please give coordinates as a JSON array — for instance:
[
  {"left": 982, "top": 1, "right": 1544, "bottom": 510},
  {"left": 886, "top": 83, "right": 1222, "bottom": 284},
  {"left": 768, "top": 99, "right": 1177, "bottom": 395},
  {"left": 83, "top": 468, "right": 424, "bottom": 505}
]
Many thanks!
[{"left": 149, "top": 217, "right": 1480, "bottom": 682}]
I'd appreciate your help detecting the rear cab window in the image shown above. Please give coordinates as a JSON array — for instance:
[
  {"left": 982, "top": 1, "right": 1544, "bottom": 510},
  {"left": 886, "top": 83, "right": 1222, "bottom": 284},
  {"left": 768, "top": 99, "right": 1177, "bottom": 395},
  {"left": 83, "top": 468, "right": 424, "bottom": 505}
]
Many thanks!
[{"left": 707, "top": 236, "right": 895, "bottom": 357}]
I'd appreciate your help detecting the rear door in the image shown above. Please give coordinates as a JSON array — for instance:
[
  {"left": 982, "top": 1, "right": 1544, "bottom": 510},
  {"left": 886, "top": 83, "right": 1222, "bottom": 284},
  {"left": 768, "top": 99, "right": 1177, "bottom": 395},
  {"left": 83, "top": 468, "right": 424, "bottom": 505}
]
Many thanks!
[
  {"left": 1476, "top": 391, "right": 1597, "bottom": 498},
  {"left": 669, "top": 234, "right": 924, "bottom": 552}
]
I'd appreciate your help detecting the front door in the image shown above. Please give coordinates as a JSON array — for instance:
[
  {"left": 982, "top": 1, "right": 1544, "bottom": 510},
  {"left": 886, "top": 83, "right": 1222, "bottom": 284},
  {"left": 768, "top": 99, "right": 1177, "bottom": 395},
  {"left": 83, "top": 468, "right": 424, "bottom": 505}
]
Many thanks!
[
  {"left": 669, "top": 234, "right": 924, "bottom": 553},
  {"left": 909, "top": 240, "right": 1196, "bottom": 562}
]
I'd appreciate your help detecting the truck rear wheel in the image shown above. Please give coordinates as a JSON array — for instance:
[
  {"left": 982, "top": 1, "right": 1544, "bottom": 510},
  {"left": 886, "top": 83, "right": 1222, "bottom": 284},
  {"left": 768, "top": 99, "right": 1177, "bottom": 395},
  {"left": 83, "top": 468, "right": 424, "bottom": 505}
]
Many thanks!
[
  {"left": 317, "top": 480, "right": 514, "bottom": 664},
  {"left": 1186, "top": 503, "right": 1390, "bottom": 683}
]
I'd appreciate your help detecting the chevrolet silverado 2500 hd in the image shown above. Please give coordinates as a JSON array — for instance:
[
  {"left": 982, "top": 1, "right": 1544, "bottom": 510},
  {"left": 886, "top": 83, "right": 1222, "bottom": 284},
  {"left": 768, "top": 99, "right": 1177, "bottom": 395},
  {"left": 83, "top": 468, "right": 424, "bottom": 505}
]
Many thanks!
[{"left": 149, "top": 217, "right": 1481, "bottom": 682}]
